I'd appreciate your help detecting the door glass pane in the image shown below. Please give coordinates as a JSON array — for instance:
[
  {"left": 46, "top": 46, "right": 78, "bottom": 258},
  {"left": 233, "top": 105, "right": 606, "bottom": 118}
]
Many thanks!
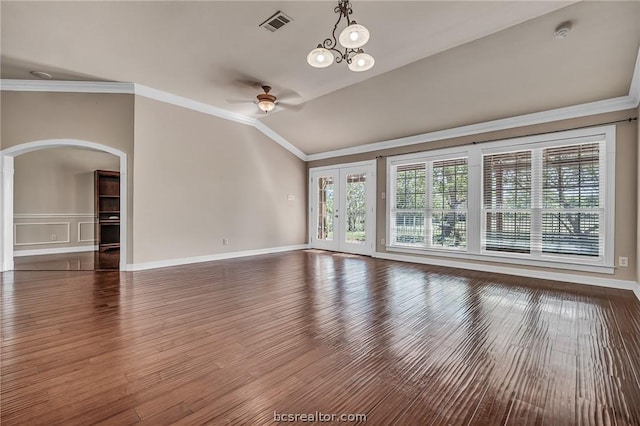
[
  {"left": 345, "top": 173, "right": 366, "bottom": 245},
  {"left": 317, "top": 177, "right": 334, "bottom": 241}
]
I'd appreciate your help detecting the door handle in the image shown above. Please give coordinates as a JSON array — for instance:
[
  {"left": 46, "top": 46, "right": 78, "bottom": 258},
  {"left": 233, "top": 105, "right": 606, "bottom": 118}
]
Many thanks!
[{"left": 334, "top": 215, "right": 339, "bottom": 218}]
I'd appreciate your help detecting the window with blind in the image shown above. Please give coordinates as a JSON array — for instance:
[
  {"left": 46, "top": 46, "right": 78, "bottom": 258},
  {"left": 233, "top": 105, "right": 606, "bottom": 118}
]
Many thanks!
[
  {"left": 390, "top": 157, "right": 467, "bottom": 250},
  {"left": 541, "top": 143, "right": 601, "bottom": 257},
  {"left": 481, "top": 142, "right": 604, "bottom": 259},
  {"left": 386, "top": 126, "right": 615, "bottom": 272},
  {"left": 483, "top": 151, "right": 532, "bottom": 253},
  {"left": 393, "top": 164, "right": 426, "bottom": 246}
]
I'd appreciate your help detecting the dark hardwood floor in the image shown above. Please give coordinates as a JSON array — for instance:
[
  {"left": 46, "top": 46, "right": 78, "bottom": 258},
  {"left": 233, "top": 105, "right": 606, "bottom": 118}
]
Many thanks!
[
  {"left": 1, "top": 250, "right": 639, "bottom": 425},
  {"left": 13, "top": 250, "right": 120, "bottom": 271}
]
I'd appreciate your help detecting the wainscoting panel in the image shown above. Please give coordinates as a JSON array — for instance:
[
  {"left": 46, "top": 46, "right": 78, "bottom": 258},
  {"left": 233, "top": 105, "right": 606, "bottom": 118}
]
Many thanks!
[
  {"left": 78, "top": 222, "right": 96, "bottom": 243},
  {"left": 13, "top": 214, "right": 96, "bottom": 253},
  {"left": 14, "top": 222, "right": 70, "bottom": 246}
]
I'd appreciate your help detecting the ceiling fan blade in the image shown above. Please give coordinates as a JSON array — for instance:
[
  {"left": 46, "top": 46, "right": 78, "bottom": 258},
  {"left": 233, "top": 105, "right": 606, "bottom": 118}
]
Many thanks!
[
  {"left": 276, "top": 101, "right": 304, "bottom": 112},
  {"left": 225, "top": 98, "right": 256, "bottom": 105},
  {"left": 276, "top": 88, "right": 302, "bottom": 102},
  {"left": 229, "top": 79, "right": 263, "bottom": 90}
]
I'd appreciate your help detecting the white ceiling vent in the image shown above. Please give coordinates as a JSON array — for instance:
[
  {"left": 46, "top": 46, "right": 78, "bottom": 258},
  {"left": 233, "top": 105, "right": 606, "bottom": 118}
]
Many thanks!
[{"left": 259, "top": 11, "right": 293, "bottom": 32}]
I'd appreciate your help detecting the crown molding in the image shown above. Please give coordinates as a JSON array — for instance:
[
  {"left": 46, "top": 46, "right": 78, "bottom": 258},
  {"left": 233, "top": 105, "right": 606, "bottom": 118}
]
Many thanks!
[
  {"left": 253, "top": 121, "right": 307, "bottom": 161},
  {"left": 629, "top": 46, "right": 640, "bottom": 107},
  {"left": 0, "top": 78, "right": 305, "bottom": 160},
  {"left": 306, "top": 45, "right": 640, "bottom": 161},
  {"left": 133, "top": 84, "right": 256, "bottom": 127},
  {"left": 133, "top": 85, "right": 305, "bottom": 160},
  {"left": 3, "top": 42, "right": 638, "bottom": 164},
  {"left": 133, "top": 85, "right": 306, "bottom": 159},
  {"left": 306, "top": 95, "right": 637, "bottom": 162},
  {"left": 0, "top": 79, "right": 134, "bottom": 94}
]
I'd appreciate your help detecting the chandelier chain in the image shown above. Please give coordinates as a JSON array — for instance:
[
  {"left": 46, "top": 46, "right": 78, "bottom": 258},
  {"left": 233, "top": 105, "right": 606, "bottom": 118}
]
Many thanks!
[{"left": 320, "top": 1, "right": 358, "bottom": 64}]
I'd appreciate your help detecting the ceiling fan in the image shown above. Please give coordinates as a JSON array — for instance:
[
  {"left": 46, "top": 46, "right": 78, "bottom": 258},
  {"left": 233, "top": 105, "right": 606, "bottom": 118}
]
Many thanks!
[
  {"left": 256, "top": 85, "right": 278, "bottom": 113},
  {"left": 227, "top": 80, "right": 303, "bottom": 114}
]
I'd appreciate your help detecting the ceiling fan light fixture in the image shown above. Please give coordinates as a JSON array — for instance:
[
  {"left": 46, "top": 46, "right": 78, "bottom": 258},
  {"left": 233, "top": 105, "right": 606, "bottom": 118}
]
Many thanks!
[
  {"left": 258, "top": 100, "right": 276, "bottom": 113},
  {"left": 339, "top": 23, "right": 369, "bottom": 49},
  {"left": 256, "top": 85, "right": 277, "bottom": 113},
  {"left": 348, "top": 52, "right": 374, "bottom": 72},
  {"left": 307, "top": 47, "right": 334, "bottom": 68}
]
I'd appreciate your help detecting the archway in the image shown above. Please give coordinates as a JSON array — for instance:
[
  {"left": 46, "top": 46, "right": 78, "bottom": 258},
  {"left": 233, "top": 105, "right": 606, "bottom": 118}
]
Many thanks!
[{"left": 1, "top": 139, "right": 128, "bottom": 271}]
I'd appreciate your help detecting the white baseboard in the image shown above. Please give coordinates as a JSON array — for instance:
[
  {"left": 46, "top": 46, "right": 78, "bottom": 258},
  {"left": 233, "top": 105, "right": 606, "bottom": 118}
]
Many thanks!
[
  {"left": 374, "top": 251, "right": 640, "bottom": 300},
  {"left": 126, "top": 244, "right": 310, "bottom": 271},
  {"left": 13, "top": 245, "right": 98, "bottom": 257}
]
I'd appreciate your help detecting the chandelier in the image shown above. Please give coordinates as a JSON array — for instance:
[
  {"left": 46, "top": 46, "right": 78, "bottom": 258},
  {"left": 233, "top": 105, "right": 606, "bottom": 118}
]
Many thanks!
[{"left": 307, "top": 0, "right": 374, "bottom": 72}]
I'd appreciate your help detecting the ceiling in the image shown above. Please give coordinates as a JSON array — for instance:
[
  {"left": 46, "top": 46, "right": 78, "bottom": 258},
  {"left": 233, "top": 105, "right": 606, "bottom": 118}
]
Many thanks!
[{"left": 2, "top": 1, "right": 639, "bottom": 156}]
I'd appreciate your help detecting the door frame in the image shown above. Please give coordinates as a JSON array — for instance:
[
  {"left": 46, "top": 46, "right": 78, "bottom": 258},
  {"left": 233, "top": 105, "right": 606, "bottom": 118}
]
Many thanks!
[
  {"left": 1, "top": 139, "right": 128, "bottom": 272},
  {"left": 308, "top": 159, "right": 376, "bottom": 256}
]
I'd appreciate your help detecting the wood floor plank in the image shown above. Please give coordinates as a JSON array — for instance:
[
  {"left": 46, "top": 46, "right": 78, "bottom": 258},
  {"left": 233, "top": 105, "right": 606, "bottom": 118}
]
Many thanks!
[{"left": 2, "top": 250, "right": 640, "bottom": 425}]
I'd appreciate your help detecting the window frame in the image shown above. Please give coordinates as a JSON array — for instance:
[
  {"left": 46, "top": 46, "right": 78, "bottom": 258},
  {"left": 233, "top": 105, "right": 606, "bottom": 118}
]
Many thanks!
[
  {"left": 386, "top": 125, "right": 616, "bottom": 274},
  {"left": 388, "top": 148, "right": 469, "bottom": 252}
]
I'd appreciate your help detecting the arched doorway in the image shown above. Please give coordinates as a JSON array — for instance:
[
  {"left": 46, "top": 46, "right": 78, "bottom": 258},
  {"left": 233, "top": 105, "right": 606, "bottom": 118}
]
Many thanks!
[{"left": 1, "top": 139, "right": 128, "bottom": 271}]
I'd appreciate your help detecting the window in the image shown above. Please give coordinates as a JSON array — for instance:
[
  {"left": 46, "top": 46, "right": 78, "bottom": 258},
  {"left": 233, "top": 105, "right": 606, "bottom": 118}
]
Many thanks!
[
  {"left": 393, "top": 164, "right": 426, "bottom": 246},
  {"left": 481, "top": 142, "right": 604, "bottom": 260},
  {"left": 431, "top": 158, "right": 467, "bottom": 249},
  {"left": 541, "top": 143, "right": 601, "bottom": 257},
  {"left": 483, "top": 151, "right": 531, "bottom": 253},
  {"left": 390, "top": 156, "right": 467, "bottom": 251},
  {"left": 387, "top": 126, "right": 615, "bottom": 273}
]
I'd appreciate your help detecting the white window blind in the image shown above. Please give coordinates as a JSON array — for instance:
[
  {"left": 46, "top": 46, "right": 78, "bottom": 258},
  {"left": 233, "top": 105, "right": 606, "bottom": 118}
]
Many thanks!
[
  {"left": 390, "top": 157, "right": 468, "bottom": 250},
  {"left": 482, "top": 151, "right": 532, "bottom": 254},
  {"left": 392, "top": 163, "right": 426, "bottom": 247},
  {"left": 481, "top": 141, "right": 605, "bottom": 260},
  {"left": 431, "top": 158, "right": 467, "bottom": 249},
  {"left": 541, "top": 143, "right": 602, "bottom": 257},
  {"left": 386, "top": 125, "right": 614, "bottom": 272}
]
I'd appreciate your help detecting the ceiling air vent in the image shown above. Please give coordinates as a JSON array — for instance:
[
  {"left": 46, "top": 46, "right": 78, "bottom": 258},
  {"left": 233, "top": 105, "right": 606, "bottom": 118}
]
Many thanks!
[{"left": 259, "top": 11, "right": 293, "bottom": 32}]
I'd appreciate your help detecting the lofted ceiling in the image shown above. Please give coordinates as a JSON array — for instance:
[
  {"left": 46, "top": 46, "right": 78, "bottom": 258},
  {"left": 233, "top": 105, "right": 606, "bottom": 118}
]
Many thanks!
[{"left": 1, "top": 1, "right": 639, "bottom": 156}]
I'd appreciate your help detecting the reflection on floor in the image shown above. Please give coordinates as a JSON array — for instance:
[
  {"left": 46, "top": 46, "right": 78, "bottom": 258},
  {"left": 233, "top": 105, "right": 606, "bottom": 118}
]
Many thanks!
[
  {"left": 13, "top": 250, "right": 120, "bottom": 271},
  {"left": 2, "top": 250, "right": 639, "bottom": 424}
]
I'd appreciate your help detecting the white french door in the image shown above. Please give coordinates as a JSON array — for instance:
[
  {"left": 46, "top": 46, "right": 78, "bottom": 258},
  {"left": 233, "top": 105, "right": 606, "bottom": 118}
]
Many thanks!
[{"left": 309, "top": 161, "right": 376, "bottom": 256}]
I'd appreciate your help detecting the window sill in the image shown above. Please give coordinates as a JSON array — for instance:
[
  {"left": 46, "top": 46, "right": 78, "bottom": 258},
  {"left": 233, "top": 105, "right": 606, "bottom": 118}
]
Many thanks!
[{"left": 385, "top": 245, "right": 615, "bottom": 275}]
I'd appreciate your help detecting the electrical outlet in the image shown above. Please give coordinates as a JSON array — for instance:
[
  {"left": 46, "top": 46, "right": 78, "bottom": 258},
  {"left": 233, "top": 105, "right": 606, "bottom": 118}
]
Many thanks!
[
  {"left": 287, "top": 194, "right": 295, "bottom": 201},
  {"left": 51, "top": 234, "right": 57, "bottom": 241},
  {"left": 381, "top": 192, "right": 386, "bottom": 199},
  {"left": 380, "top": 238, "right": 385, "bottom": 245},
  {"left": 223, "top": 238, "right": 229, "bottom": 246},
  {"left": 618, "top": 256, "right": 628, "bottom": 267}
]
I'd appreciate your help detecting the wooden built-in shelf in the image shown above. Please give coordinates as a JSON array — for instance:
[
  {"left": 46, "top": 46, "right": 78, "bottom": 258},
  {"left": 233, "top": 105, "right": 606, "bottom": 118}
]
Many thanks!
[{"left": 95, "top": 170, "right": 121, "bottom": 252}]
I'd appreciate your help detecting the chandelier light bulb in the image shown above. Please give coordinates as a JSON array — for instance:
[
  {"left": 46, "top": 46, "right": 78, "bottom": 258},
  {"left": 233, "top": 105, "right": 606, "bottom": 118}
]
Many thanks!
[
  {"left": 348, "top": 52, "right": 374, "bottom": 72},
  {"left": 307, "top": 47, "right": 334, "bottom": 68},
  {"left": 339, "top": 23, "right": 370, "bottom": 49}
]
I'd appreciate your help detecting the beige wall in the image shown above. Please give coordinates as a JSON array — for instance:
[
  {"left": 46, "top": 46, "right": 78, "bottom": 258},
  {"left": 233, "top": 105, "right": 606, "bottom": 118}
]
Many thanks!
[
  {"left": 637, "top": 105, "right": 640, "bottom": 284},
  {"left": 309, "top": 109, "right": 638, "bottom": 282},
  {"left": 1, "top": 91, "right": 135, "bottom": 262},
  {"left": 14, "top": 147, "right": 119, "bottom": 213},
  {"left": 132, "top": 96, "right": 307, "bottom": 264},
  {"left": 13, "top": 147, "right": 119, "bottom": 251}
]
